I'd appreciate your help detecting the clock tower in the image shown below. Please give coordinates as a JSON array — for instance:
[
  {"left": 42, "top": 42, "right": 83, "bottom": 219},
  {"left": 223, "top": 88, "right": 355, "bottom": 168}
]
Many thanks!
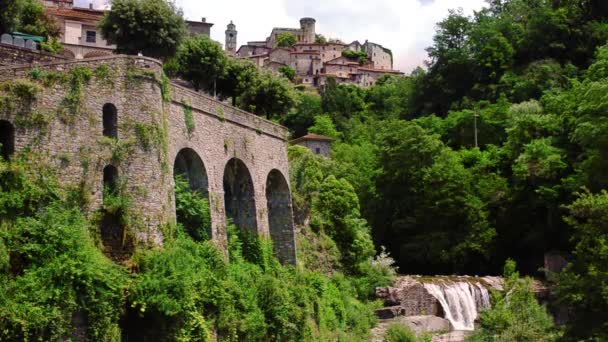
[{"left": 225, "top": 21, "right": 237, "bottom": 56}]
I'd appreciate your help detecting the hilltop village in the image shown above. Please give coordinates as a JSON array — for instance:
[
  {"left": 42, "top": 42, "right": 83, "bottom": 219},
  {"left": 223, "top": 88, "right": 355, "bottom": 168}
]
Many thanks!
[
  {"left": 227, "top": 18, "right": 403, "bottom": 88},
  {"left": 10, "top": 1, "right": 402, "bottom": 89}
]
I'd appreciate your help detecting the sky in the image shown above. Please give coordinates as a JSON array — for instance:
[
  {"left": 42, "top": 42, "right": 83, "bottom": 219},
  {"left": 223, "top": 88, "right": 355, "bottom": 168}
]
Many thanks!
[{"left": 77, "top": 0, "right": 488, "bottom": 73}]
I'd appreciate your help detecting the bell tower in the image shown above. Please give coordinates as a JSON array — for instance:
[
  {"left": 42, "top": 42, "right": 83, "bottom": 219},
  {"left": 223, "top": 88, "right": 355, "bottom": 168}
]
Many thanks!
[{"left": 225, "top": 21, "right": 237, "bottom": 56}]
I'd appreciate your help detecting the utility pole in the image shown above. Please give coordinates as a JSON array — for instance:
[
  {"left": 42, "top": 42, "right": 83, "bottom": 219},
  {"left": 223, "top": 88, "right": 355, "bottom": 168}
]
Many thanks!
[{"left": 474, "top": 108, "right": 479, "bottom": 148}]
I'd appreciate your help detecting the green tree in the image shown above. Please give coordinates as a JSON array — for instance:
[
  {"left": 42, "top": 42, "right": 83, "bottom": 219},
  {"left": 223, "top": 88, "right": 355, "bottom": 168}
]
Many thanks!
[
  {"left": 312, "top": 175, "right": 375, "bottom": 273},
  {"left": 0, "top": 0, "right": 59, "bottom": 39},
  {"left": 174, "top": 35, "right": 228, "bottom": 92},
  {"left": 373, "top": 121, "right": 495, "bottom": 274},
  {"left": 282, "top": 92, "right": 322, "bottom": 138},
  {"left": 217, "top": 58, "right": 259, "bottom": 105},
  {"left": 468, "top": 260, "right": 557, "bottom": 341},
  {"left": 278, "top": 65, "right": 296, "bottom": 81},
  {"left": 557, "top": 189, "right": 608, "bottom": 340},
  {"left": 99, "top": 0, "right": 187, "bottom": 59},
  {"left": 0, "top": 0, "right": 20, "bottom": 34},
  {"left": 321, "top": 78, "right": 366, "bottom": 130},
  {"left": 413, "top": 9, "right": 475, "bottom": 116},
  {"left": 239, "top": 71, "right": 295, "bottom": 119},
  {"left": 308, "top": 115, "right": 341, "bottom": 140},
  {"left": 315, "top": 34, "right": 327, "bottom": 44},
  {"left": 275, "top": 32, "right": 297, "bottom": 47},
  {"left": 17, "top": 0, "right": 59, "bottom": 38}
]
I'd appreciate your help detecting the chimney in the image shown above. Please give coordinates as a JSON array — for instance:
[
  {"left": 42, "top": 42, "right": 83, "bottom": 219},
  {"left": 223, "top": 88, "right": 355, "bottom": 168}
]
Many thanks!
[
  {"left": 89, "top": 2, "right": 93, "bottom": 9},
  {"left": 202, "top": 17, "right": 206, "bottom": 23}
]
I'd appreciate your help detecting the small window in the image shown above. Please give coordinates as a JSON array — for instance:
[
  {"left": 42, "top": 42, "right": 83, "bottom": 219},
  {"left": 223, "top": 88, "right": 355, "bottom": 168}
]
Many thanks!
[
  {"left": 103, "top": 165, "right": 119, "bottom": 196},
  {"left": 0, "top": 120, "right": 15, "bottom": 160},
  {"left": 315, "top": 148, "right": 321, "bottom": 155},
  {"left": 86, "top": 30, "right": 97, "bottom": 43},
  {"left": 103, "top": 103, "right": 118, "bottom": 138}
]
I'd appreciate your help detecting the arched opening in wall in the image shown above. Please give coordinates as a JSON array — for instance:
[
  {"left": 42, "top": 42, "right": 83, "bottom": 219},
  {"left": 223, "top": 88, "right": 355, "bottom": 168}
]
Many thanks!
[
  {"left": 0, "top": 120, "right": 15, "bottom": 161},
  {"left": 103, "top": 165, "right": 118, "bottom": 193},
  {"left": 100, "top": 165, "right": 133, "bottom": 261},
  {"left": 266, "top": 169, "right": 296, "bottom": 265},
  {"left": 223, "top": 158, "right": 257, "bottom": 234},
  {"left": 102, "top": 103, "right": 118, "bottom": 138},
  {"left": 83, "top": 50, "right": 112, "bottom": 59},
  {"left": 61, "top": 48, "right": 76, "bottom": 59},
  {"left": 174, "top": 148, "right": 211, "bottom": 241}
]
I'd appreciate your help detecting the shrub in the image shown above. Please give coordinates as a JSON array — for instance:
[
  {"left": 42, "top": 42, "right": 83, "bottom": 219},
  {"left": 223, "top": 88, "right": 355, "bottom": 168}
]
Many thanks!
[
  {"left": 467, "top": 260, "right": 557, "bottom": 341},
  {"left": 383, "top": 323, "right": 417, "bottom": 342},
  {"left": 174, "top": 175, "right": 211, "bottom": 241}
]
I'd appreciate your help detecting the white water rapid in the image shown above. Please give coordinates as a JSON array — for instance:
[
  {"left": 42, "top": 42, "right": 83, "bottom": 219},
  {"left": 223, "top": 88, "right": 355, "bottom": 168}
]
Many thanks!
[{"left": 423, "top": 281, "right": 491, "bottom": 331}]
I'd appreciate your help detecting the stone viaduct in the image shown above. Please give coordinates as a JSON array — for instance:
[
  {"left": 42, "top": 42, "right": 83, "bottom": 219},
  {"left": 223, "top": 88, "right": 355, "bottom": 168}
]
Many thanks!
[{"left": 0, "top": 54, "right": 296, "bottom": 264}]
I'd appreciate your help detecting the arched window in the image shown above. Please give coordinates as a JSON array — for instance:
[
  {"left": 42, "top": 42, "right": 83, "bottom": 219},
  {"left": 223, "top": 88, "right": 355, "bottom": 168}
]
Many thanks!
[
  {"left": 0, "top": 120, "right": 15, "bottom": 160},
  {"left": 103, "top": 165, "right": 118, "bottom": 196},
  {"left": 102, "top": 103, "right": 118, "bottom": 138}
]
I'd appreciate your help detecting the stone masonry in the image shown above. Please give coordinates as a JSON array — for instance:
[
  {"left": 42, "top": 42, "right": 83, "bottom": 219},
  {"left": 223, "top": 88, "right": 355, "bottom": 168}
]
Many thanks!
[
  {"left": 0, "top": 42, "right": 68, "bottom": 66},
  {"left": 0, "top": 54, "right": 297, "bottom": 264}
]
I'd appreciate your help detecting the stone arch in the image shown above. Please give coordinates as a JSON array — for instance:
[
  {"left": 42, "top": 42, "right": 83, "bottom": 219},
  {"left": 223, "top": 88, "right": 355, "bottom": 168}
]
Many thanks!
[
  {"left": 0, "top": 120, "right": 15, "bottom": 160},
  {"left": 61, "top": 48, "right": 76, "bottom": 59},
  {"left": 173, "top": 148, "right": 211, "bottom": 240},
  {"left": 174, "top": 148, "right": 209, "bottom": 193},
  {"left": 266, "top": 169, "right": 296, "bottom": 264},
  {"left": 83, "top": 50, "right": 112, "bottom": 59},
  {"left": 102, "top": 103, "right": 118, "bottom": 138},
  {"left": 223, "top": 158, "right": 257, "bottom": 233}
]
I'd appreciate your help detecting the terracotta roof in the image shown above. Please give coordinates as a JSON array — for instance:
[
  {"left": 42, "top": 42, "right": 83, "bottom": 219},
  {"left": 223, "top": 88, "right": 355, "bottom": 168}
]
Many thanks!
[
  {"left": 186, "top": 20, "right": 213, "bottom": 27},
  {"left": 247, "top": 53, "right": 269, "bottom": 60},
  {"left": 45, "top": 7, "right": 105, "bottom": 21},
  {"left": 291, "top": 51, "right": 319, "bottom": 55},
  {"left": 294, "top": 42, "right": 347, "bottom": 47},
  {"left": 358, "top": 67, "right": 403, "bottom": 74},
  {"left": 291, "top": 133, "right": 336, "bottom": 144}
]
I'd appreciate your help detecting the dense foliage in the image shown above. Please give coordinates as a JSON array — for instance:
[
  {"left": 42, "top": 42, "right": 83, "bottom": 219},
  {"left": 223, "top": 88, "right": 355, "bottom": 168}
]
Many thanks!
[
  {"left": 468, "top": 260, "right": 557, "bottom": 341},
  {"left": 271, "top": 1, "right": 608, "bottom": 338},
  {"left": 6, "top": 0, "right": 608, "bottom": 339},
  {"left": 0, "top": 0, "right": 60, "bottom": 49},
  {"left": 0, "top": 150, "right": 385, "bottom": 340}
]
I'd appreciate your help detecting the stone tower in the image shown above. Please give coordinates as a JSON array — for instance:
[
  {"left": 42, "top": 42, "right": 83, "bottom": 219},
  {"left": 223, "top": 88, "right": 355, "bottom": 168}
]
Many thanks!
[
  {"left": 225, "top": 21, "right": 237, "bottom": 56},
  {"left": 299, "top": 17, "right": 316, "bottom": 44}
]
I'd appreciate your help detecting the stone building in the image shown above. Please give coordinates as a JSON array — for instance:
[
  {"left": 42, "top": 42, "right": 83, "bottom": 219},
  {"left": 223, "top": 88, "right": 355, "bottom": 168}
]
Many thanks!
[
  {"left": 232, "top": 18, "right": 402, "bottom": 88},
  {"left": 291, "top": 133, "right": 335, "bottom": 158},
  {"left": 187, "top": 18, "right": 214, "bottom": 37},
  {"left": 0, "top": 50, "right": 297, "bottom": 265},
  {"left": 43, "top": 0, "right": 214, "bottom": 60},
  {"left": 44, "top": 0, "right": 115, "bottom": 59}
]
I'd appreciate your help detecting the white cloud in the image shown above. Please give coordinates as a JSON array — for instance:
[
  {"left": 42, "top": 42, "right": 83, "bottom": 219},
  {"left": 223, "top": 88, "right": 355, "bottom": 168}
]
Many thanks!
[{"left": 81, "top": 0, "right": 488, "bottom": 73}]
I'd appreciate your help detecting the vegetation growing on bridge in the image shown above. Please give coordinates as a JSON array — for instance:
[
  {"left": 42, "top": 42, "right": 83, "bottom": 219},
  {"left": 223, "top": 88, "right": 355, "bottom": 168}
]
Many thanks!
[{"left": 0, "top": 152, "right": 388, "bottom": 340}]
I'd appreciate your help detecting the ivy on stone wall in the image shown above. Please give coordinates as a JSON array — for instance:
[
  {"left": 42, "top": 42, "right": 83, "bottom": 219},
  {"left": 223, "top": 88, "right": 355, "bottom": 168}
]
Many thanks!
[{"left": 182, "top": 101, "right": 195, "bottom": 135}]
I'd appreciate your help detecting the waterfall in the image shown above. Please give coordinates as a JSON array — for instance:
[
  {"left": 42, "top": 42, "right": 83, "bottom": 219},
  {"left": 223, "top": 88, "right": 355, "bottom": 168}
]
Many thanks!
[{"left": 423, "top": 281, "right": 491, "bottom": 331}]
